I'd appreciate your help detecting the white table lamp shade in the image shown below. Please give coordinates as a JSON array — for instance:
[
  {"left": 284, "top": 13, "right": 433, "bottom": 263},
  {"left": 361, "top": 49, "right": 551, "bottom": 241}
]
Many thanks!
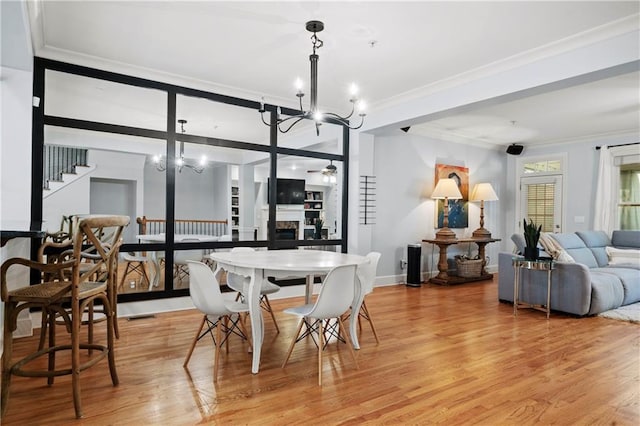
[
  {"left": 431, "top": 178, "right": 463, "bottom": 200},
  {"left": 470, "top": 183, "right": 498, "bottom": 202}
]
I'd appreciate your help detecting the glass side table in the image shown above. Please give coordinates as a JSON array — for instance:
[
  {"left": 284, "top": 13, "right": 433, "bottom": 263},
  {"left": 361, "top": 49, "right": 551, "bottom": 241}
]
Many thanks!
[{"left": 512, "top": 257, "right": 555, "bottom": 319}]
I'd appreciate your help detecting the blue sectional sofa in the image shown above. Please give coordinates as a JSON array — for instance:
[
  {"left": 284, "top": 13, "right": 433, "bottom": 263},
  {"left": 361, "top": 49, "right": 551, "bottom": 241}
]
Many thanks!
[{"left": 498, "top": 230, "right": 640, "bottom": 316}]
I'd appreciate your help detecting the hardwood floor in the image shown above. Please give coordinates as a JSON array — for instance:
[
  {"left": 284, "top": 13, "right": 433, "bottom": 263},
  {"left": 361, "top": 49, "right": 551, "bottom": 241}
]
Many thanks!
[{"left": 2, "top": 277, "right": 639, "bottom": 425}]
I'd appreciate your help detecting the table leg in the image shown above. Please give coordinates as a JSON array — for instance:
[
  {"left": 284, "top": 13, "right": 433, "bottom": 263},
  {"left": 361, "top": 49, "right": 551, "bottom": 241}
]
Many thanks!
[
  {"left": 305, "top": 274, "right": 314, "bottom": 304},
  {"left": 546, "top": 269, "right": 552, "bottom": 319},
  {"left": 435, "top": 243, "right": 449, "bottom": 281},
  {"left": 147, "top": 252, "right": 160, "bottom": 291},
  {"left": 248, "top": 268, "right": 264, "bottom": 374},
  {"left": 476, "top": 242, "right": 488, "bottom": 275},
  {"left": 513, "top": 265, "right": 520, "bottom": 316}
]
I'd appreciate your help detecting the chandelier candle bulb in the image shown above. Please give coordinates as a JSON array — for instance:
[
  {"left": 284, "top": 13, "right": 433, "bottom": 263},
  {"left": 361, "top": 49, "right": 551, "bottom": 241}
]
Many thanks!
[
  {"left": 357, "top": 100, "right": 367, "bottom": 115},
  {"left": 349, "top": 83, "right": 359, "bottom": 97}
]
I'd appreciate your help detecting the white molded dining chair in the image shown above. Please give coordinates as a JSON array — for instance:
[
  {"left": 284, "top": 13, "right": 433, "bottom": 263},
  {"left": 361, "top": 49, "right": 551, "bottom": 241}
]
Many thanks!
[
  {"left": 118, "top": 252, "right": 151, "bottom": 291},
  {"left": 354, "top": 251, "right": 381, "bottom": 343},
  {"left": 173, "top": 239, "right": 205, "bottom": 288},
  {"left": 226, "top": 247, "right": 281, "bottom": 333},
  {"left": 282, "top": 263, "right": 359, "bottom": 385},
  {"left": 183, "top": 260, "right": 251, "bottom": 381}
]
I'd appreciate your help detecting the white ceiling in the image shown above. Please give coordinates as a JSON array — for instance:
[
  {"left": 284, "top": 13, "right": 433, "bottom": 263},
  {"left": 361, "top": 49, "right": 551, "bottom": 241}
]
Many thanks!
[{"left": 21, "top": 1, "right": 640, "bottom": 147}]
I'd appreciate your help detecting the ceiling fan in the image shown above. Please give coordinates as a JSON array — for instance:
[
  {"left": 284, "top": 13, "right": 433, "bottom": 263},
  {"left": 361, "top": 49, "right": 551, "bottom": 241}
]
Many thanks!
[{"left": 307, "top": 160, "right": 338, "bottom": 182}]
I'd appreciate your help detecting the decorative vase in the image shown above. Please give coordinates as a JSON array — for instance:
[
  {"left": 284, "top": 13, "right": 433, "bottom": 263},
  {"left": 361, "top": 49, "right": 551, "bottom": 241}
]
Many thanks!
[{"left": 524, "top": 247, "right": 539, "bottom": 260}]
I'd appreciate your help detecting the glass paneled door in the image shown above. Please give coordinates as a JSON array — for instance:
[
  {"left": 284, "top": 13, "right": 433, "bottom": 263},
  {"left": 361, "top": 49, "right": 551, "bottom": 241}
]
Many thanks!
[{"left": 520, "top": 175, "right": 563, "bottom": 233}]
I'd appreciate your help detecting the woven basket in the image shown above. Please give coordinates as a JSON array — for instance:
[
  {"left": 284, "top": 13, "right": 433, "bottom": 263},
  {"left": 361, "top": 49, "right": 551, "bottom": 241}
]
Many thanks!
[{"left": 455, "top": 256, "right": 483, "bottom": 278}]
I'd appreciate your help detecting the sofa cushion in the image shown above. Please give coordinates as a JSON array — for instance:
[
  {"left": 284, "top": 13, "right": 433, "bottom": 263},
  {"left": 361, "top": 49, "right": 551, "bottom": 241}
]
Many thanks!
[
  {"left": 593, "top": 267, "right": 640, "bottom": 306},
  {"left": 605, "top": 246, "right": 640, "bottom": 268},
  {"left": 588, "top": 271, "right": 625, "bottom": 314},
  {"left": 550, "top": 233, "right": 599, "bottom": 268},
  {"left": 576, "top": 231, "right": 611, "bottom": 267},
  {"left": 611, "top": 230, "right": 640, "bottom": 249}
]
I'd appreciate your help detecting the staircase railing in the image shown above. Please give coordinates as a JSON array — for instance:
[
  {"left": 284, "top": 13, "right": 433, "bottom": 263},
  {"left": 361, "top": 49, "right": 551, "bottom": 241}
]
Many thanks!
[{"left": 43, "top": 145, "right": 88, "bottom": 189}]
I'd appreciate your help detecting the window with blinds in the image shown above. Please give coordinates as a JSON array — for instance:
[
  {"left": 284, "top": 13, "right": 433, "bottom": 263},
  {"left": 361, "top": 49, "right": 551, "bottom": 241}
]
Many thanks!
[
  {"left": 525, "top": 183, "right": 555, "bottom": 232},
  {"left": 619, "top": 163, "right": 640, "bottom": 230}
]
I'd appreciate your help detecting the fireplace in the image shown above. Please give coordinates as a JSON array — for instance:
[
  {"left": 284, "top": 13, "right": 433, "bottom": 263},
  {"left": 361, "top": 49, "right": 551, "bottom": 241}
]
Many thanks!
[
  {"left": 260, "top": 206, "right": 305, "bottom": 240},
  {"left": 275, "top": 228, "right": 296, "bottom": 240},
  {"left": 275, "top": 220, "right": 299, "bottom": 240}
]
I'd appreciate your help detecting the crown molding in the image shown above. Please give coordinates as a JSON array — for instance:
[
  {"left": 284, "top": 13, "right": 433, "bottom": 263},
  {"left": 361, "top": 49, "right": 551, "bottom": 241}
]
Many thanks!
[
  {"left": 34, "top": 44, "right": 274, "bottom": 105},
  {"left": 374, "top": 14, "right": 640, "bottom": 112}
]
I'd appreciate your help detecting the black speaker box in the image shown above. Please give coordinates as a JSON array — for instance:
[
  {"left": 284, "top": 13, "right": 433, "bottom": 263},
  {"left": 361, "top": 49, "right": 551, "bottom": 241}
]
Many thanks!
[{"left": 506, "top": 144, "right": 524, "bottom": 155}]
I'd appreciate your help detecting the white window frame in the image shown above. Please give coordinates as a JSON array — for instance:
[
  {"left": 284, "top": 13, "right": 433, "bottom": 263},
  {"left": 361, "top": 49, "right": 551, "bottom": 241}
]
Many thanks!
[{"left": 610, "top": 145, "right": 640, "bottom": 230}]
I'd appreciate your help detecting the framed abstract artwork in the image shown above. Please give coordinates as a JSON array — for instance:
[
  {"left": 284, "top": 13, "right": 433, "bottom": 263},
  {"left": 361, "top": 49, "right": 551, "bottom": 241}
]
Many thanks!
[{"left": 435, "top": 164, "right": 469, "bottom": 228}]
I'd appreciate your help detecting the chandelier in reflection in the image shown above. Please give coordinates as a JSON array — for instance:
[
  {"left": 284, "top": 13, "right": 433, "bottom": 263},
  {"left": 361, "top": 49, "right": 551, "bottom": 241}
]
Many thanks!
[
  {"left": 259, "top": 20, "right": 367, "bottom": 136},
  {"left": 153, "top": 119, "right": 206, "bottom": 174}
]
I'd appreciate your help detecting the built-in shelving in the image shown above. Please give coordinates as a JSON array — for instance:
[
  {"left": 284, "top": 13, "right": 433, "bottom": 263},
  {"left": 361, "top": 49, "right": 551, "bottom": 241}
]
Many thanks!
[
  {"left": 303, "top": 190, "right": 328, "bottom": 239},
  {"left": 304, "top": 190, "right": 324, "bottom": 226},
  {"left": 231, "top": 185, "right": 239, "bottom": 240}
]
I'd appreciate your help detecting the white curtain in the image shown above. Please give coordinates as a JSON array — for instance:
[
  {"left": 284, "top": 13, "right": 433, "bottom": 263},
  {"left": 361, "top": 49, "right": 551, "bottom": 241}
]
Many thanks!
[{"left": 594, "top": 146, "right": 614, "bottom": 233}]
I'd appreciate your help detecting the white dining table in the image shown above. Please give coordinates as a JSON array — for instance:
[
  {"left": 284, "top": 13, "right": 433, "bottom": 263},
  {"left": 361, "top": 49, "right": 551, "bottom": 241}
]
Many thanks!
[
  {"left": 136, "top": 233, "right": 220, "bottom": 290},
  {"left": 208, "top": 249, "right": 369, "bottom": 374}
]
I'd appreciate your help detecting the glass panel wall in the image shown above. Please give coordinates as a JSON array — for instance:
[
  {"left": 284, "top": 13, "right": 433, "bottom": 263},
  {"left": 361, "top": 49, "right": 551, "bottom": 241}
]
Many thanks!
[
  {"left": 35, "top": 58, "right": 348, "bottom": 301},
  {"left": 275, "top": 119, "right": 343, "bottom": 154},
  {"left": 45, "top": 70, "right": 167, "bottom": 130},
  {"left": 176, "top": 95, "right": 270, "bottom": 145}
]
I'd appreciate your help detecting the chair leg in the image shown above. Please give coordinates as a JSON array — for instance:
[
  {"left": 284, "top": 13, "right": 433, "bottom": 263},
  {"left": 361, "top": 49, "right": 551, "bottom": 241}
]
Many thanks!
[
  {"left": 38, "top": 310, "right": 48, "bottom": 351},
  {"left": 102, "top": 295, "right": 120, "bottom": 386},
  {"left": 318, "top": 319, "right": 324, "bottom": 386},
  {"left": 282, "top": 318, "right": 305, "bottom": 368},
  {"left": 111, "top": 282, "right": 120, "bottom": 340},
  {"left": 1, "top": 302, "right": 16, "bottom": 418},
  {"left": 223, "top": 316, "right": 230, "bottom": 353},
  {"left": 105, "top": 297, "right": 119, "bottom": 387},
  {"left": 71, "top": 303, "right": 82, "bottom": 419},
  {"left": 213, "top": 316, "right": 223, "bottom": 382},
  {"left": 47, "top": 308, "right": 56, "bottom": 386},
  {"left": 184, "top": 315, "right": 207, "bottom": 367},
  {"left": 337, "top": 316, "right": 359, "bottom": 370},
  {"left": 261, "top": 295, "right": 280, "bottom": 333},
  {"left": 87, "top": 302, "right": 95, "bottom": 347},
  {"left": 361, "top": 301, "right": 380, "bottom": 344},
  {"left": 118, "top": 263, "right": 132, "bottom": 291}
]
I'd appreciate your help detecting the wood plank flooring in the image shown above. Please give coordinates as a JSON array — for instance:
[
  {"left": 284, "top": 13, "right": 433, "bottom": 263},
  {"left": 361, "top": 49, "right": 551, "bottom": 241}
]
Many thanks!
[{"left": 2, "top": 277, "right": 639, "bottom": 425}]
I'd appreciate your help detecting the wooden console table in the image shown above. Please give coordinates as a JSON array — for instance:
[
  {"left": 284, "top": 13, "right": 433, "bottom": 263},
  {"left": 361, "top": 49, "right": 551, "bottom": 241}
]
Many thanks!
[{"left": 422, "top": 237, "right": 500, "bottom": 285}]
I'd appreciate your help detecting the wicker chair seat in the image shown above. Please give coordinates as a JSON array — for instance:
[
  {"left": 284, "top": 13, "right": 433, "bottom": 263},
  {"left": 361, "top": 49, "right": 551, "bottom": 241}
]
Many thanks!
[{"left": 8, "top": 281, "right": 106, "bottom": 304}]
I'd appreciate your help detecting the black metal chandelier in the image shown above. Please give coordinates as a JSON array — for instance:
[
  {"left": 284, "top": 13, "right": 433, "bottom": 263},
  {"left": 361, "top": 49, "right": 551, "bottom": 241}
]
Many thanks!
[
  {"left": 259, "top": 20, "right": 367, "bottom": 136},
  {"left": 153, "top": 119, "right": 206, "bottom": 174}
]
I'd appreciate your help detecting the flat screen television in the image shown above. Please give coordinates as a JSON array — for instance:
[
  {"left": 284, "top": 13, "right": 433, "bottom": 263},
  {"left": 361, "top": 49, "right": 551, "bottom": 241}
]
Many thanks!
[{"left": 268, "top": 178, "right": 305, "bottom": 204}]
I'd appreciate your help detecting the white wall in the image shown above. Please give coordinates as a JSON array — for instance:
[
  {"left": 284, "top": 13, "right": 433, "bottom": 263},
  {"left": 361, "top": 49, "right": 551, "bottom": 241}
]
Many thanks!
[
  {"left": 0, "top": 66, "right": 34, "bottom": 340},
  {"left": 370, "top": 131, "right": 506, "bottom": 283},
  {"left": 1, "top": 67, "right": 33, "bottom": 224}
]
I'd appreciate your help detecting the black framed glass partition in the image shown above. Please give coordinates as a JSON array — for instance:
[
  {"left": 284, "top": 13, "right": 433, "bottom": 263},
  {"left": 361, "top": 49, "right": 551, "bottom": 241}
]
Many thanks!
[{"left": 32, "top": 57, "right": 349, "bottom": 301}]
